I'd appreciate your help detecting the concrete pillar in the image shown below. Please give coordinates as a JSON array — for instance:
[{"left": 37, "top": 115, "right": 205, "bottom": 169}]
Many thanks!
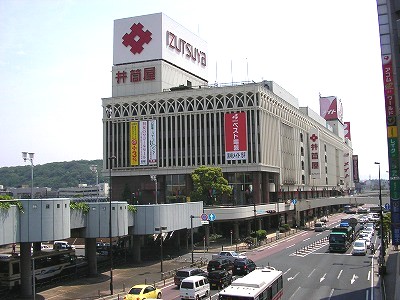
[
  {"left": 32, "top": 242, "right": 41, "bottom": 252},
  {"left": 20, "top": 242, "right": 32, "bottom": 297},
  {"left": 86, "top": 238, "right": 97, "bottom": 276},
  {"left": 233, "top": 222, "right": 240, "bottom": 241},
  {"left": 247, "top": 221, "right": 252, "bottom": 236},
  {"left": 132, "top": 235, "right": 142, "bottom": 263},
  {"left": 252, "top": 172, "right": 261, "bottom": 204}
]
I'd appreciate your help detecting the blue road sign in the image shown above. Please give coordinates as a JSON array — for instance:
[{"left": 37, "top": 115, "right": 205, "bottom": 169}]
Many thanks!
[
  {"left": 208, "top": 213, "right": 216, "bottom": 221},
  {"left": 292, "top": 199, "right": 297, "bottom": 205},
  {"left": 385, "top": 203, "right": 390, "bottom": 210}
]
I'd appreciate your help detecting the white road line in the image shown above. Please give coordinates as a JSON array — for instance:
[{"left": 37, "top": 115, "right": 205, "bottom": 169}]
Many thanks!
[
  {"left": 337, "top": 269, "right": 343, "bottom": 279},
  {"left": 304, "top": 238, "right": 310, "bottom": 241},
  {"left": 286, "top": 244, "right": 296, "bottom": 249},
  {"left": 289, "top": 287, "right": 301, "bottom": 300},
  {"left": 308, "top": 268, "right": 316, "bottom": 278},
  {"left": 368, "top": 270, "right": 371, "bottom": 281},
  {"left": 329, "top": 288, "right": 335, "bottom": 299},
  {"left": 284, "top": 268, "right": 291, "bottom": 275}
]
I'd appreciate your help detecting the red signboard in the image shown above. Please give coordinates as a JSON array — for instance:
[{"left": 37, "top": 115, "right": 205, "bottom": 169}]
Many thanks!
[
  {"left": 344, "top": 122, "right": 351, "bottom": 140},
  {"left": 224, "top": 112, "right": 248, "bottom": 160}
]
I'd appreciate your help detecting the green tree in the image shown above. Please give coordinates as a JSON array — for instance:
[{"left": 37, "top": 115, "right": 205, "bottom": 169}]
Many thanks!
[{"left": 190, "top": 166, "right": 232, "bottom": 205}]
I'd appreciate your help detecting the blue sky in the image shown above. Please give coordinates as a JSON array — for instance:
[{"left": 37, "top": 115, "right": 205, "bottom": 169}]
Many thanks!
[{"left": 0, "top": 0, "right": 387, "bottom": 180}]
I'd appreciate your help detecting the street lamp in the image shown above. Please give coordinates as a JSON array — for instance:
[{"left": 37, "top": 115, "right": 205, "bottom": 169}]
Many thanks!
[
  {"left": 22, "top": 152, "right": 34, "bottom": 199},
  {"left": 374, "top": 162, "right": 386, "bottom": 275},
  {"left": 90, "top": 165, "right": 99, "bottom": 200},
  {"left": 155, "top": 226, "right": 167, "bottom": 273},
  {"left": 150, "top": 175, "right": 158, "bottom": 204},
  {"left": 108, "top": 156, "right": 116, "bottom": 295}
]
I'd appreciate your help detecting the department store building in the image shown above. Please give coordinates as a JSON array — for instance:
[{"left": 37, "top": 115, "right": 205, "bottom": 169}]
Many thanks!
[{"left": 102, "top": 13, "right": 355, "bottom": 213}]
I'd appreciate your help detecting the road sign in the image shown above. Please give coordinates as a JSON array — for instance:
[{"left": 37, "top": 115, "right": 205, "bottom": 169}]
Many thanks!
[
  {"left": 292, "top": 199, "right": 297, "bottom": 205},
  {"left": 208, "top": 213, "right": 216, "bottom": 221},
  {"left": 385, "top": 203, "right": 390, "bottom": 210},
  {"left": 201, "top": 213, "right": 208, "bottom": 221},
  {"left": 201, "top": 220, "right": 209, "bottom": 225}
]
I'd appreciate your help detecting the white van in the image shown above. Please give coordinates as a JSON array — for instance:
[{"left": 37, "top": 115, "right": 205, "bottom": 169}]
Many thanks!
[
  {"left": 53, "top": 241, "right": 75, "bottom": 250},
  {"left": 180, "top": 275, "right": 210, "bottom": 299}
]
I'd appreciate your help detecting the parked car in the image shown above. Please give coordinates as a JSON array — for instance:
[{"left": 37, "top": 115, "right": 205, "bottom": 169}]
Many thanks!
[
  {"left": 352, "top": 239, "right": 367, "bottom": 256},
  {"left": 174, "top": 267, "right": 207, "bottom": 286},
  {"left": 207, "top": 270, "right": 233, "bottom": 290},
  {"left": 123, "top": 284, "right": 162, "bottom": 300},
  {"left": 232, "top": 258, "right": 256, "bottom": 276},
  {"left": 207, "top": 259, "right": 234, "bottom": 272},
  {"left": 53, "top": 241, "right": 75, "bottom": 250}
]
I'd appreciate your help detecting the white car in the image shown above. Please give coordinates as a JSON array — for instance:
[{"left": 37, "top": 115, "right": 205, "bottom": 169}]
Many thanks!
[
  {"left": 352, "top": 239, "right": 367, "bottom": 256},
  {"left": 359, "top": 236, "right": 372, "bottom": 249}
]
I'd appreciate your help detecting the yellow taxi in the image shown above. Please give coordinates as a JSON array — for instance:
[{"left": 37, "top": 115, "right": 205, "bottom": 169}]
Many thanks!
[{"left": 123, "top": 284, "right": 162, "bottom": 300}]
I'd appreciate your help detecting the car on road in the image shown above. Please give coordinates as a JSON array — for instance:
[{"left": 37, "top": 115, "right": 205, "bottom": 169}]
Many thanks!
[
  {"left": 352, "top": 239, "right": 367, "bottom": 256},
  {"left": 207, "top": 270, "right": 233, "bottom": 289},
  {"left": 232, "top": 258, "right": 256, "bottom": 276},
  {"left": 174, "top": 267, "right": 207, "bottom": 286},
  {"left": 207, "top": 258, "right": 234, "bottom": 272},
  {"left": 123, "top": 284, "right": 162, "bottom": 300},
  {"left": 359, "top": 235, "right": 372, "bottom": 249},
  {"left": 180, "top": 275, "right": 210, "bottom": 299},
  {"left": 314, "top": 222, "right": 326, "bottom": 232}
]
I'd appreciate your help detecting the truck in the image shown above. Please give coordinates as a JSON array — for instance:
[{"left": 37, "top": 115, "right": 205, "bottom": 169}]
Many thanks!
[
  {"left": 211, "top": 251, "right": 247, "bottom": 262},
  {"left": 329, "top": 226, "right": 354, "bottom": 252}
]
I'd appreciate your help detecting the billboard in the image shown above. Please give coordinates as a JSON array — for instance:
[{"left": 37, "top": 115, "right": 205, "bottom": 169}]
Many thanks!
[
  {"left": 319, "top": 96, "right": 343, "bottom": 123},
  {"left": 352, "top": 155, "right": 359, "bottom": 183},
  {"left": 139, "top": 121, "right": 148, "bottom": 166},
  {"left": 148, "top": 120, "right": 157, "bottom": 165},
  {"left": 224, "top": 112, "right": 248, "bottom": 160},
  {"left": 114, "top": 13, "right": 207, "bottom": 80},
  {"left": 344, "top": 122, "right": 351, "bottom": 140},
  {"left": 309, "top": 128, "right": 321, "bottom": 179},
  {"left": 130, "top": 122, "right": 139, "bottom": 166}
]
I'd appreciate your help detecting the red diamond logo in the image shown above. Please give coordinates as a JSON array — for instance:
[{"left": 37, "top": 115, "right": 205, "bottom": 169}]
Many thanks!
[
  {"left": 310, "top": 134, "right": 318, "bottom": 142},
  {"left": 122, "top": 22, "right": 152, "bottom": 55}
]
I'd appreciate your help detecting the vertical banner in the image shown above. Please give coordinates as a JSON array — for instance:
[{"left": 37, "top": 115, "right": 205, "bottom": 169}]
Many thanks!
[
  {"left": 352, "top": 155, "right": 359, "bottom": 183},
  {"left": 309, "top": 128, "right": 321, "bottom": 179},
  {"left": 130, "top": 122, "right": 139, "bottom": 166},
  {"left": 148, "top": 119, "right": 157, "bottom": 165},
  {"left": 139, "top": 120, "right": 148, "bottom": 166},
  {"left": 344, "top": 122, "right": 351, "bottom": 140},
  {"left": 224, "top": 112, "right": 248, "bottom": 160}
]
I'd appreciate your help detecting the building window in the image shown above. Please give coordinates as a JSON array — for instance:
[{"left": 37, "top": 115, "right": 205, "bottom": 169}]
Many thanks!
[{"left": 300, "top": 132, "right": 303, "bottom": 142}]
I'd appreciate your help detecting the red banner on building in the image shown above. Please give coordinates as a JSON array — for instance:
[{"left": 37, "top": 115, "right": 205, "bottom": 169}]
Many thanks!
[{"left": 224, "top": 112, "right": 248, "bottom": 160}]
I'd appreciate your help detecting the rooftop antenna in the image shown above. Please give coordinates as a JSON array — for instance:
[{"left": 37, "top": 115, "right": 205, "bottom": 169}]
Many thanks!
[
  {"left": 215, "top": 61, "right": 218, "bottom": 85},
  {"left": 231, "top": 60, "right": 233, "bottom": 85},
  {"left": 246, "top": 58, "right": 249, "bottom": 82}
]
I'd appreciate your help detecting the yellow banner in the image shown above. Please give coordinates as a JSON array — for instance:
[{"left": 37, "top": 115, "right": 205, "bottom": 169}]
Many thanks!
[
  {"left": 130, "top": 122, "right": 139, "bottom": 166},
  {"left": 388, "top": 126, "right": 398, "bottom": 138}
]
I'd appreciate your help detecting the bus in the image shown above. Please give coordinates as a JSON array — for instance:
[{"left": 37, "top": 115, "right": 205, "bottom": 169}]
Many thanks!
[
  {"left": 0, "top": 248, "right": 77, "bottom": 289},
  {"left": 329, "top": 226, "right": 354, "bottom": 252},
  {"left": 218, "top": 266, "right": 283, "bottom": 300}
]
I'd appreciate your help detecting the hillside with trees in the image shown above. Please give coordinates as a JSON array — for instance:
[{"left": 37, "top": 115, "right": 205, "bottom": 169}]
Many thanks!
[{"left": 0, "top": 159, "right": 105, "bottom": 190}]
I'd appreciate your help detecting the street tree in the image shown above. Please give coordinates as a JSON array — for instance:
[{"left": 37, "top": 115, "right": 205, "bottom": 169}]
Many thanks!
[{"left": 190, "top": 166, "right": 232, "bottom": 205}]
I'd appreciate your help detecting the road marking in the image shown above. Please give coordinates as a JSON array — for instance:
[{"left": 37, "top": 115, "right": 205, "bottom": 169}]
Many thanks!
[
  {"left": 320, "top": 273, "right": 326, "bottom": 282},
  {"left": 308, "top": 268, "right": 316, "bottom": 278},
  {"left": 329, "top": 288, "right": 334, "bottom": 299},
  {"left": 304, "top": 238, "right": 311, "bottom": 241},
  {"left": 286, "top": 244, "right": 296, "bottom": 249},
  {"left": 350, "top": 274, "right": 359, "bottom": 284},
  {"left": 284, "top": 268, "right": 291, "bottom": 275},
  {"left": 337, "top": 269, "right": 343, "bottom": 279},
  {"left": 287, "top": 272, "right": 299, "bottom": 281},
  {"left": 368, "top": 270, "right": 371, "bottom": 281}
]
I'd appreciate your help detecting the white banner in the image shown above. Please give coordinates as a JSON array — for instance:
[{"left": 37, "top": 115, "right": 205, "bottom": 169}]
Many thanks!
[
  {"left": 309, "top": 128, "right": 321, "bottom": 179},
  {"left": 148, "top": 120, "right": 157, "bottom": 165},
  {"left": 139, "top": 121, "right": 148, "bottom": 165}
]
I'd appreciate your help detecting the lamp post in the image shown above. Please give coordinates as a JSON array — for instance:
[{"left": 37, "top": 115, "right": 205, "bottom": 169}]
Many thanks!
[
  {"left": 22, "top": 152, "right": 34, "bottom": 199},
  {"left": 108, "top": 156, "right": 116, "bottom": 295},
  {"left": 374, "top": 162, "right": 386, "bottom": 275},
  {"left": 155, "top": 226, "right": 167, "bottom": 273},
  {"left": 90, "top": 165, "right": 99, "bottom": 200},
  {"left": 150, "top": 175, "right": 158, "bottom": 204}
]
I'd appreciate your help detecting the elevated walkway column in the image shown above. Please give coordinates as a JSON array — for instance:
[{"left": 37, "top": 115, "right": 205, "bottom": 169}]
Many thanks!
[
  {"left": 20, "top": 242, "right": 32, "bottom": 297},
  {"left": 86, "top": 238, "right": 97, "bottom": 276},
  {"left": 233, "top": 222, "right": 239, "bottom": 241},
  {"left": 204, "top": 225, "right": 210, "bottom": 248},
  {"left": 247, "top": 221, "right": 252, "bottom": 236},
  {"left": 132, "top": 235, "right": 142, "bottom": 263}
]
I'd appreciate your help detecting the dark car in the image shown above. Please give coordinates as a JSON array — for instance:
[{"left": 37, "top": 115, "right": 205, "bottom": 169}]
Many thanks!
[
  {"left": 173, "top": 268, "right": 207, "bottom": 286},
  {"left": 207, "top": 259, "right": 234, "bottom": 272},
  {"left": 207, "top": 270, "right": 233, "bottom": 290},
  {"left": 232, "top": 258, "right": 256, "bottom": 276}
]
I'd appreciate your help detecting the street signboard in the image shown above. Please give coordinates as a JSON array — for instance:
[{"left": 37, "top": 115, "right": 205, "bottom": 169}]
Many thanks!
[
  {"left": 292, "top": 199, "right": 297, "bottom": 205},
  {"left": 208, "top": 213, "right": 216, "bottom": 221},
  {"left": 201, "top": 221, "right": 209, "bottom": 225},
  {"left": 385, "top": 203, "right": 390, "bottom": 210},
  {"left": 201, "top": 213, "right": 208, "bottom": 221}
]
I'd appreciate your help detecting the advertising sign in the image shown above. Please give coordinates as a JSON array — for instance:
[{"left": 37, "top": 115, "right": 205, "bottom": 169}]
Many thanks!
[
  {"left": 344, "top": 122, "right": 351, "bottom": 140},
  {"left": 309, "top": 128, "right": 321, "bottom": 179},
  {"left": 139, "top": 121, "right": 148, "bottom": 166},
  {"left": 148, "top": 120, "right": 157, "bottom": 165},
  {"left": 224, "top": 112, "right": 248, "bottom": 160},
  {"left": 319, "top": 96, "right": 343, "bottom": 122},
  {"left": 344, "top": 152, "right": 351, "bottom": 184},
  {"left": 352, "top": 155, "right": 359, "bottom": 183},
  {"left": 113, "top": 13, "right": 207, "bottom": 80},
  {"left": 130, "top": 122, "right": 139, "bottom": 166}
]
